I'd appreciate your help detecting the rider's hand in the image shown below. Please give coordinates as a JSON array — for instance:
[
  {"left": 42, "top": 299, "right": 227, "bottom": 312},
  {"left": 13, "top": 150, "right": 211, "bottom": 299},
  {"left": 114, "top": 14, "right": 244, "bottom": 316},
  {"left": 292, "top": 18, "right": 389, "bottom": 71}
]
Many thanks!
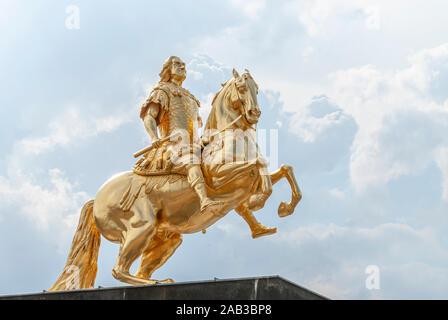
[
  {"left": 152, "top": 138, "right": 163, "bottom": 148},
  {"left": 201, "top": 135, "right": 210, "bottom": 147}
]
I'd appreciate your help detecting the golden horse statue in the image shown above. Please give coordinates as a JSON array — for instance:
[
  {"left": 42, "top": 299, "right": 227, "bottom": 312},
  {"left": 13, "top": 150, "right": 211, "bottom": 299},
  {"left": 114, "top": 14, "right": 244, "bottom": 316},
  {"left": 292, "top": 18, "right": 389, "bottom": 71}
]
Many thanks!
[{"left": 50, "top": 69, "right": 302, "bottom": 291}]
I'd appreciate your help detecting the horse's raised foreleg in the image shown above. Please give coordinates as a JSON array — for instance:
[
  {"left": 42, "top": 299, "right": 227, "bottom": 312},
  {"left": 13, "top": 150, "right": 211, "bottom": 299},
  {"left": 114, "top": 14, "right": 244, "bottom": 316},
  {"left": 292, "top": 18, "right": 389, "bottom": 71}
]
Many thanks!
[
  {"left": 236, "top": 169, "right": 277, "bottom": 238},
  {"left": 236, "top": 203, "right": 277, "bottom": 239},
  {"left": 270, "top": 164, "right": 302, "bottom": 217},
  {"left": 237, "top": 164, "right": 302, "bottom": 238},
  {"left": 135, "top": 231, "right": 182, "bottom": 281}
]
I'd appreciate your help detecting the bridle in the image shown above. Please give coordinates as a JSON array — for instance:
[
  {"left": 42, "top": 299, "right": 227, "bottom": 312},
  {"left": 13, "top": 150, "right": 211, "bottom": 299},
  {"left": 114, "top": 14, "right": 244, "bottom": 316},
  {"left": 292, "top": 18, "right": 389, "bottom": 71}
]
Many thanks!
[{"left": 233, "top": 79, "right": 257, "bottom": 131}]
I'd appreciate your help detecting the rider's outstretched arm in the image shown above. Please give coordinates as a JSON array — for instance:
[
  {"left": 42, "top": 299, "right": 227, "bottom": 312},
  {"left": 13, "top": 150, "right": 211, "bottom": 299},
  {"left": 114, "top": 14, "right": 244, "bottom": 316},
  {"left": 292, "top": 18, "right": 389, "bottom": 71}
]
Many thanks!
[{"left": 143, "top": 103, "right": 162, "bottom": 147}]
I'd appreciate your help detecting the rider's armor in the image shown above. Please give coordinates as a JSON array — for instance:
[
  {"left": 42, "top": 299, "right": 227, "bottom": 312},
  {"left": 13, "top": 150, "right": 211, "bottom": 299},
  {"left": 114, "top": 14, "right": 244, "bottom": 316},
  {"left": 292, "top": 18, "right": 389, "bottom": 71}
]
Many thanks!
[{"left": 134, "top": 81, "right": 202, "bottom": 176}]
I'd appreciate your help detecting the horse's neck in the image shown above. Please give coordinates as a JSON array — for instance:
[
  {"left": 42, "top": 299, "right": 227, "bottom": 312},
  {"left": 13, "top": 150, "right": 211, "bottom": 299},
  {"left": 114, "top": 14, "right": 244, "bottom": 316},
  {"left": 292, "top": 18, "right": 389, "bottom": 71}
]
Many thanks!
[
  {"left": 206, "top": 81, "right": 237, "bottom": 132},
  {"left": 206, "top": 104, "right": 240, "bottom": 133}
]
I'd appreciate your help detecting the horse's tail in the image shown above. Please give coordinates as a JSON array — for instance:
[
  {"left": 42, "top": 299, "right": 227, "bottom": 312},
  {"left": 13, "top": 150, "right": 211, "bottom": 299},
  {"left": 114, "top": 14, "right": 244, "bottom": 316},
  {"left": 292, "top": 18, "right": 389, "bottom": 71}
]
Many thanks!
[{"left": 49, "top": 200, "right": 101, "bottom": 291}]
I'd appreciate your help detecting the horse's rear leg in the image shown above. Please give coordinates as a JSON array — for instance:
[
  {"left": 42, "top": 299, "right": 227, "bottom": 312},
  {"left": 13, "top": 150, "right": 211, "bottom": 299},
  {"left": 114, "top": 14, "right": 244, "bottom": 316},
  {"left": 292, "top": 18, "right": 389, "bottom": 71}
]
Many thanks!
[
  {"left": 112, "top": 199, "right": 160, "bottom": 285},
  {"left": 135, "top": 231, "right": 182, "bottom": 281}
]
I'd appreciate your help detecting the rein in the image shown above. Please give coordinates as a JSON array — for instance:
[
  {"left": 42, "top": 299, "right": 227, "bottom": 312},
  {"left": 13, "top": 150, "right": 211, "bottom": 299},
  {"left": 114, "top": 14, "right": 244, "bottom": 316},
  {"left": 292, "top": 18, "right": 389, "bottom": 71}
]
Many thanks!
[{"left": 233, "top": 80, "right": 257, "bottom": 131}]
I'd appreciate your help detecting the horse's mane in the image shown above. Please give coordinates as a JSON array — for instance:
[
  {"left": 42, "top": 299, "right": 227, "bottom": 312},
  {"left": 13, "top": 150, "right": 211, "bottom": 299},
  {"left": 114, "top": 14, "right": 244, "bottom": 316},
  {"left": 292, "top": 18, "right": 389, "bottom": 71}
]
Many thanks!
[{"left": 204, "top": 78, "right": 235, "bottom": 131}]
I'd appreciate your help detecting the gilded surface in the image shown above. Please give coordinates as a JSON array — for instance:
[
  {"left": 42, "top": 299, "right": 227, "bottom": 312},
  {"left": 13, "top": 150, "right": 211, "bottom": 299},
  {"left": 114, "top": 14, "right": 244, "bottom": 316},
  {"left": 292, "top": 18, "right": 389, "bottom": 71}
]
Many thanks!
[
  {"left": 133, "top": 80, "right": 202, "bottom": 176},
  {"left": 50, "top": 56, "right": 302, "bottom": 291}
]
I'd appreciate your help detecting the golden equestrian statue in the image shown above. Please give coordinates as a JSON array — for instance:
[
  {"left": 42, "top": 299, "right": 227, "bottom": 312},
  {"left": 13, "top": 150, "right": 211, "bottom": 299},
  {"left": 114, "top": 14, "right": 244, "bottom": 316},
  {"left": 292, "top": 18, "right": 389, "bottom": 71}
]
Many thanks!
[{"left": 50, "top": 56, "right": 302, "bottom": 290}]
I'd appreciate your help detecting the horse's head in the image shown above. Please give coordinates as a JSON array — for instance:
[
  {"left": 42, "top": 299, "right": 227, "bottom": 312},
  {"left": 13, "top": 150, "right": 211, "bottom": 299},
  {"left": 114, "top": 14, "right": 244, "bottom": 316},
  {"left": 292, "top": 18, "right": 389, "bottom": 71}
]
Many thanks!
[
  {"left": 229, "top": 68, "right": 261, "bottom": 126},
  {"left": 206, "top": 68, "right": 261, "bottom": 133}
]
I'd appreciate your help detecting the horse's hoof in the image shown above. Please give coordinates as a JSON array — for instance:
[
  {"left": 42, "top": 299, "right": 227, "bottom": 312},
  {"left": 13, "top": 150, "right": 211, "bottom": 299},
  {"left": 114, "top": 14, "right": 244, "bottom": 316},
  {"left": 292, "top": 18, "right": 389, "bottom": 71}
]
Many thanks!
[
  {"left": 155, "top": 278, "right": 174, "bottom": 284},
  {"left": 278, "top": 202, "right": 293, "bottom": 217}
]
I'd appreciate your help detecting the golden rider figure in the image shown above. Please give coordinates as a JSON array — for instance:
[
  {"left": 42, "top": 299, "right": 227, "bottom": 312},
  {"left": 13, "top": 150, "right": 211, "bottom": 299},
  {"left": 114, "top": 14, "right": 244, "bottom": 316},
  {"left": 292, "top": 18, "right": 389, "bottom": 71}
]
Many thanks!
[
  {"left": 49, "top": 58, "right": 303, "bottom": 292},
  {"left": 136, "top": 56, "right": 221, "bottom": 213}
]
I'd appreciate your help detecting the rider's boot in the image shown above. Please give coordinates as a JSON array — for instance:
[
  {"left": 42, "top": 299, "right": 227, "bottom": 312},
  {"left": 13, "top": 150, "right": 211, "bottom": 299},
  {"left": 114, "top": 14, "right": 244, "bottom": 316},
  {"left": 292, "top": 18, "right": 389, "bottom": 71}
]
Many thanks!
[
  {"left": 193, "top": 182, "right": 222, "bottom": 213},
  {"left": 188, "top": 165, "right": 222, "bottom": 213}
]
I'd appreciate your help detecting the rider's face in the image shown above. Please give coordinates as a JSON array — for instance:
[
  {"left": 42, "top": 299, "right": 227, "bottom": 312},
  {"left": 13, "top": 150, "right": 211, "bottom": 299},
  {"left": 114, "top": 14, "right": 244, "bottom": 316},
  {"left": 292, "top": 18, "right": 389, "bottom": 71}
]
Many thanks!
[{"left": 171, "top": 58, "right": 186, "bottom": 81}]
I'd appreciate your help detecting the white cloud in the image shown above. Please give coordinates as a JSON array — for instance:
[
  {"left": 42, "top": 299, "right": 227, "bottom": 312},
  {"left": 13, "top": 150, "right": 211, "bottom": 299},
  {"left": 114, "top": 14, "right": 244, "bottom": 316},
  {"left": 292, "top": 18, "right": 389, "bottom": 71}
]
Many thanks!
[
  {"left": 0, "top": 167, "right": 89, "bottom": 248},
  {"left": 272, "top": 222, "right": 448, "bottom": 299},
  {"left": 189, "top": 69, "right": 203, "bottom": 80},
  {"left": 435, "top": 147, "right": 448, "bottom": 202},
  {"left": 199, "top": 92, "right": 214, "bottom": 116},
  {"left": 289, "top": 96, "right": 354, "bottom": 143},
  {"left": 0, "top": 104, "right": 131, "bottom": 246},
  {"left": 284, "top": 0, "right": 382, "bottom": 36},
  {"left": 229, "top": 0, "right": 266, "bottom": 20},
  {"left": 186, "top": 54, "right": 229, "bottom": 91},
  {"left": 286, "top": 0, "right": 332, "bottom": 37},
  {"left": 328, "top": 44, "right": 448, "bottom": 195},
  {"left": 280, "top": 95, "right": 357, "bottom": 172},
  {"left": 19, "top": 107, "right": 131, "bottom": 155},
  {"left": 302, "top": 46, "right": 314, "bottom": 58},
  {"left": 328, "top": 188, "right": 345, "bottom": 199},
  {"left": 364, "top": 6, "right": 381, "bottom": 30},
  {"left": 191, "top": 3, "right": 307, "bottom": 69},
  {"left": 213, "top": 219, "right": 448, "bottom": 299}
]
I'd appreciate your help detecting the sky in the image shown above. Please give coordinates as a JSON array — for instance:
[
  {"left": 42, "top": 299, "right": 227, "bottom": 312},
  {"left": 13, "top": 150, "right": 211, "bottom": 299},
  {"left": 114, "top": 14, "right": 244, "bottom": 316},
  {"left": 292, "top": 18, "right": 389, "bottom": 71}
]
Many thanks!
[{"left": 0, "top": 0, "right": 448, "bottom": 299}]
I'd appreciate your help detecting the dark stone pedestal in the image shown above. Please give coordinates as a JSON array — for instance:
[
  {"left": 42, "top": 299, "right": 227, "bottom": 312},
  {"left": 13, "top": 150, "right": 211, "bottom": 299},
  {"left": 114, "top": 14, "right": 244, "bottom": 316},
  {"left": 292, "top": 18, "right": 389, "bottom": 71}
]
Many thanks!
[{"left": 0, "top": 275, "right": 328, "bottom": 300}]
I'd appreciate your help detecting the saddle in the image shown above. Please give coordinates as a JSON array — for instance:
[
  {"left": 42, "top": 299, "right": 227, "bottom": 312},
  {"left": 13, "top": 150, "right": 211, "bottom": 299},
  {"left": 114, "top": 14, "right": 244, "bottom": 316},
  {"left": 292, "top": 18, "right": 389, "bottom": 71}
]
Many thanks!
[
  {"left": 132, "top": 144, "right": 173, "bottom": 176},
  {"left": 123, "top": 131, "right": 265, "bottom": 211},
  {"left": 119, "top": 173, "right": 185, "bottom": 212}
]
